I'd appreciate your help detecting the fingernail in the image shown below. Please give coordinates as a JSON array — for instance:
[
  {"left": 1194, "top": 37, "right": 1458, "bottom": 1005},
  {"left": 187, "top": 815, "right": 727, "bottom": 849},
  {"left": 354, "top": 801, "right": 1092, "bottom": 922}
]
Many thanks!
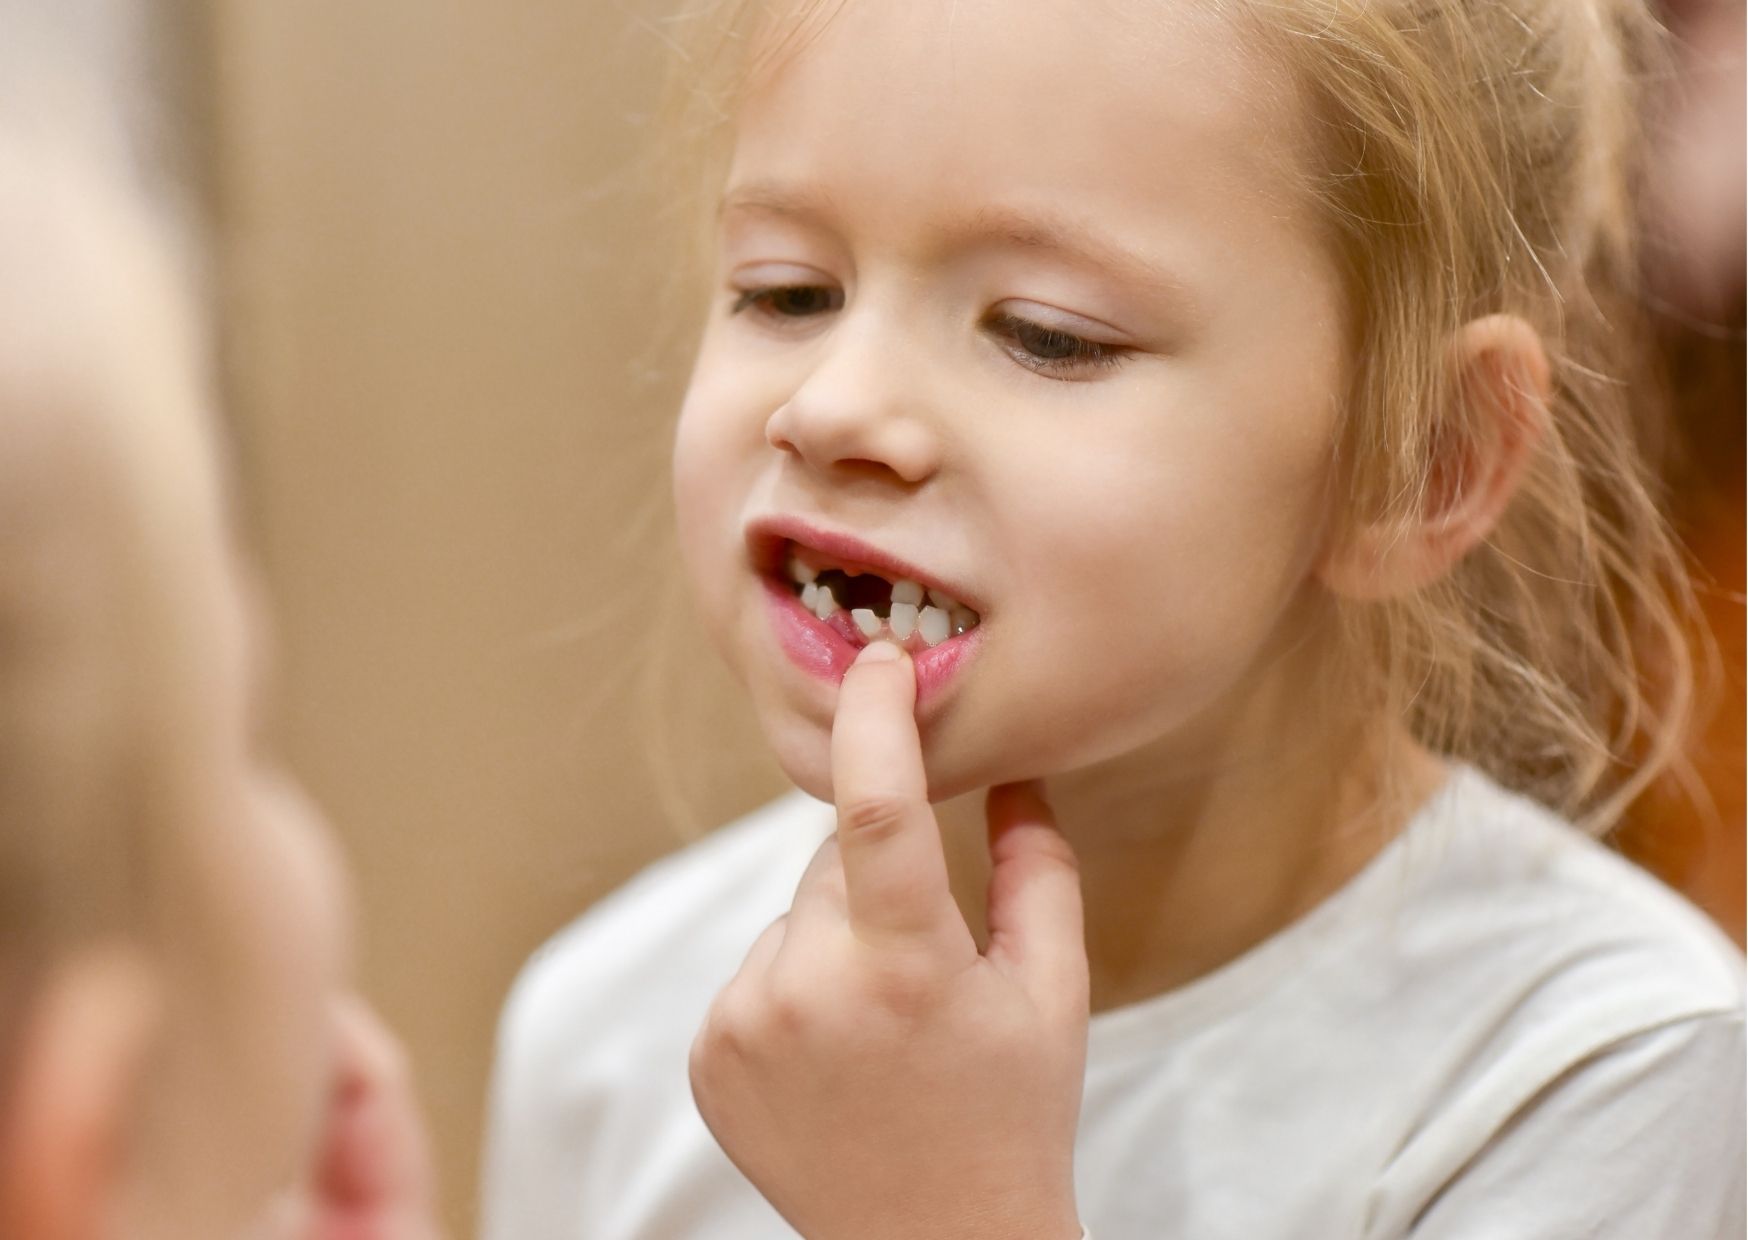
[{"left": 854, "top": 640, "right": 905, "bottom": 665}]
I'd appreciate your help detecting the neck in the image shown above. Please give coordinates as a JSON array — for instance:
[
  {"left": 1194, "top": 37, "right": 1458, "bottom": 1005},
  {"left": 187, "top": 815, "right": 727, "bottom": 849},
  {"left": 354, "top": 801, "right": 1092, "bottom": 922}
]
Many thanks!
[{"left": 933, "top": 648, "right": 1448, "bottom": 1015}]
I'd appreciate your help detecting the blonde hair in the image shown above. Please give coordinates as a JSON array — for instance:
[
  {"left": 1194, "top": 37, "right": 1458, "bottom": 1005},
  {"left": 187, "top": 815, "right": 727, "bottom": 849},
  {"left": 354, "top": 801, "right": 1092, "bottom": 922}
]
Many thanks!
[
  {"left": 652, "top": 0, "right": 1700, "bottom": 833},
  {"left": 0, "top": 20, "right": 235, "bottom": 1066},
  {"left": 1244, "top": 0, "right": 1698, "bottom": 833}
]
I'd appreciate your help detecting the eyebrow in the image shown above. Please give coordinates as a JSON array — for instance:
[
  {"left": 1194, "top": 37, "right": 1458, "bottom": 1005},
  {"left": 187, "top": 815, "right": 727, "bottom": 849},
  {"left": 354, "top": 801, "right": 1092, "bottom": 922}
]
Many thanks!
[
  {"left": 961, "top": 204, "right": 1195, "bottom": 306},
  {"left": 718, "top": 180, "right": 1197, "bottom": 308},
  {"left": 717, "top": 181, "right": 837, "bottom": 227}
]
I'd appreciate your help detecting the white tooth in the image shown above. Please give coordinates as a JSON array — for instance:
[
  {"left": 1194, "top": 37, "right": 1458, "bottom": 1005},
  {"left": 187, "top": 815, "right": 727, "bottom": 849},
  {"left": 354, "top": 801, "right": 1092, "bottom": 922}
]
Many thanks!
[
  {"left": 813, "top": 586, "right": 839, "bottom": 619},
  {"left": 918, "top": 605, "right": 950, "bottom": 646},
  {"left": 890, "top": 579, "right": 924, "bottom": 607},
  {"left": 851, "top": 608, "right": 881, "bottom": 638},
  {"left": 800, "top": 582, "right": 820, "bottom": 610},
  {"left": 788, "top": 555, "right": 818, "bottom": 584},
  {"left": 927, "top": 587, "right": 955, "bottom": 609},
  {"left": 950, "top": 606, "right": 978, "bottom": 635},
  {"left": 888, "top": 602, "right": 918, "bottom": 639}
]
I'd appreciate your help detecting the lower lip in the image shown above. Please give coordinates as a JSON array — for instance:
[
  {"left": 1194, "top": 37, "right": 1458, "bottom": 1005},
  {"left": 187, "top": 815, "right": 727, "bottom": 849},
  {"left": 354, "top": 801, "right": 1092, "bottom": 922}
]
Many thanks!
[{"left": 761, "top": 576, "right": 982, "bottom": 708}]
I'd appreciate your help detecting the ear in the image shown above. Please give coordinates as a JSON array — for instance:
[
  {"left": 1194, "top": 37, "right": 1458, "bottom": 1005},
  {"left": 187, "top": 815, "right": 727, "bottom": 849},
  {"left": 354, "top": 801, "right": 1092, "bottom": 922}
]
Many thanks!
[
  {"left": 0, "top": 947, "right": 161, "bottom": 1240},
  {"left": 1318, "top": 313, "right": 1550, "bottom": 601}
]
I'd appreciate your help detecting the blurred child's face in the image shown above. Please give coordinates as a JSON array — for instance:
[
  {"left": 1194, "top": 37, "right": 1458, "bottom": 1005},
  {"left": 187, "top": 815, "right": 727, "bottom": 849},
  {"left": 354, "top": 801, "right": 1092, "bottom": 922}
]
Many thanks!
[
  {"left": 0, "top": 136, "right": 354, "bottom": 1234},
  {"left": 674, "top": 0, "right": 1350, "bottom": 799},
  {"left": 189, "top": 566, "right": 355, "bottom": 1225}
]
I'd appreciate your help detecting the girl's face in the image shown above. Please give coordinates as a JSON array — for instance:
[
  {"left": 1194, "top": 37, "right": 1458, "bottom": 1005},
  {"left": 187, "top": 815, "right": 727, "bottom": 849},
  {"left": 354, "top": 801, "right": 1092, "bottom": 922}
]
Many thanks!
[{"left": 674, "top": 0, "right": 1351, "bottom": 800}]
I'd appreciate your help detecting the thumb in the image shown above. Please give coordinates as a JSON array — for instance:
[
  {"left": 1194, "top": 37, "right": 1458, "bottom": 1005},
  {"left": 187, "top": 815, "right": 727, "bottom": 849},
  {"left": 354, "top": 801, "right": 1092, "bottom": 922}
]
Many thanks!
[{"left": 983, "top": 781, "right": 1088, "bottom": 1014}]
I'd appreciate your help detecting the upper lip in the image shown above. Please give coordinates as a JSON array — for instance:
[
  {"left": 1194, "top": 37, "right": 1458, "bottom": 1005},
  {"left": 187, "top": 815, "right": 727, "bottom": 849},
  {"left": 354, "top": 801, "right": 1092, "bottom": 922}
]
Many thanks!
[{"left": 746, "top": 514, "right": 984, "bottom": 613}]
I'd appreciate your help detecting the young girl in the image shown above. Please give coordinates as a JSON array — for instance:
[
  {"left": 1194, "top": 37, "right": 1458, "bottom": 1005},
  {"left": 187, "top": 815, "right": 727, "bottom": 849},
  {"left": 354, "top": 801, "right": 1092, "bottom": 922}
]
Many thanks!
[
  {"left": 0, "top": 21, "right": 439, "bottom": 1238},
  {"left": 482, "top": 1, "right": 1745, "bottom": 1237}
]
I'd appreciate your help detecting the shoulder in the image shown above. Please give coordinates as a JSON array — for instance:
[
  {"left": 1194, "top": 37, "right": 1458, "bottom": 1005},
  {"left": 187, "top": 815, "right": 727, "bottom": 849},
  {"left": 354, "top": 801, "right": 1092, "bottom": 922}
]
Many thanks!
[
  {"left": 1392, "top": 766, "right": 1743, "bottom": 1031},
  {"left": 493, "top": 790, "right": 834, "bottom": 1076},
  {"left": 1353, "top": 771, "right": 1745, "bottom": 1236},
  {"left": 1366, "top": 1006, "right": 1745, "bottom": 1239}
]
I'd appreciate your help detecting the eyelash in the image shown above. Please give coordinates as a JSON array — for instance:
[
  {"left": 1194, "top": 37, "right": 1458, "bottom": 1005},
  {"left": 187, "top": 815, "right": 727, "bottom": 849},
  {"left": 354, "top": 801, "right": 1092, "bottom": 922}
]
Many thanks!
[
  {"left": 728, "top": 285, "right": 1127, "bottom": 378},
  {"left": 730, "top": 286, "right": 843, "bottom": 319},
  {"left": 984, "top": 311, "right": 1123, "bottom": 375}
]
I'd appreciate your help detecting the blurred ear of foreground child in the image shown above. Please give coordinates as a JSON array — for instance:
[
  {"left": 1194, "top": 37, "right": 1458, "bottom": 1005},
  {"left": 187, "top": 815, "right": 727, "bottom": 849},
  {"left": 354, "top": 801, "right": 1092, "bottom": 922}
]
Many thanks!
[{"left": 0, "top": 84, "right": 441, "bottom": 1240}]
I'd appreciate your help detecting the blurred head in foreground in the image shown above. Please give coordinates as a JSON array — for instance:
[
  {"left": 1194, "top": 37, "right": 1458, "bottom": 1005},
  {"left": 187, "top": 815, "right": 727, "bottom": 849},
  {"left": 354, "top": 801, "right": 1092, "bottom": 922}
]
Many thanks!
[{"left": 0, "top": 30, "right": 352, "bottom": 1240}]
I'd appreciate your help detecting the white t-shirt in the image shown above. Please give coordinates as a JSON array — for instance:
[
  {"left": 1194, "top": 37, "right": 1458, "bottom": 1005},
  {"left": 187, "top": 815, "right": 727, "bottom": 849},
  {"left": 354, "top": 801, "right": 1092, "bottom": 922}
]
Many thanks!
[{"left": 480, "top": 766, "right": 1746, "bottom": 1239}]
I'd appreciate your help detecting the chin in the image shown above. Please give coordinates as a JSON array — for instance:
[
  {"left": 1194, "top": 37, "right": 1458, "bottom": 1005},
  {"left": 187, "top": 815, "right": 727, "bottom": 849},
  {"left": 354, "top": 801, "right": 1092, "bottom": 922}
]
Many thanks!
[
  {"left": 756, "top": 694, "right": 1022, "bottom": 807},
  {"left": 761, "top": 711, "right": 835, "bottom": 802},
  {"left": 733, "top": 622, "right": 1047, "bottom": 804}
]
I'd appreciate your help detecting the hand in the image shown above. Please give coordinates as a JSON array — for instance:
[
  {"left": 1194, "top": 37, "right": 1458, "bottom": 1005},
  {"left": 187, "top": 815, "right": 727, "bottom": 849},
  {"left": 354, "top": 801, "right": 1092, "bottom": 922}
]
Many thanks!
[
  {"left": 253, "top": 997, "right": 443, "bottom": 1240},
  {"left": 689, "top": 641, "right": 1089, "bottom": 1240}
]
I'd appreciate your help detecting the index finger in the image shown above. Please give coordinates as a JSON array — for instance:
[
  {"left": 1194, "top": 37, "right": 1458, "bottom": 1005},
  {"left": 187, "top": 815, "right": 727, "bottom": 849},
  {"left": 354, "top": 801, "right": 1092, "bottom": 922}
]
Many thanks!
[{"left": 830, "top": 641, "right": 957, "bottom": 947}]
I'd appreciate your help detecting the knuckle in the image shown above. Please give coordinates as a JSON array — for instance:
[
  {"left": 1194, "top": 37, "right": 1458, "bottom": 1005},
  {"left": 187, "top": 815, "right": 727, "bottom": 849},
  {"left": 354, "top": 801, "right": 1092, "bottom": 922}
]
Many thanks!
[
  {"left": 687, "top": 1034, "right": 721, "bottom": 1119},
  {"left": 996, "top": 818, "right": 1080, "bottom": 872},
  {"left": 838, "top": 792, "right": 911, "bottom": 843},
  {"left": 866, "top": 953, "right": 942, "bottom": 1021},
  {"left": 697, "top": 976, "right": 815, "bottom": 1062},
  {"left": 687, "top": 1027, "right": 712, "bottom": 1089},
  {"left": 1032, "top": 827, "right": 1081, "bottom": 872},
  {"left": 763, "top": 975, "right": 814, "bottom": 1037},
  {"left": 696, "top": 989, "right": 755, "bottom": 1062}
]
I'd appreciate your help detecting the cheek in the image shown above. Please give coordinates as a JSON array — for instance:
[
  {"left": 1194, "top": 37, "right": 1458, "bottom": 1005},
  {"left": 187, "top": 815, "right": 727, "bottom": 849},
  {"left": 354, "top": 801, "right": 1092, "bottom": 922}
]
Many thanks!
[
  {"left": 672, "top": 364, "right": 757, "bottom": 598},
  {"left": 1017, "top": 435, "right": 1323, "bottom": 604},
  {"left": 988, "top": 422, "right": 1335, "bottom": 748},
  {"left": 672, "top": 407, "right": 724, "bottom": 562}
]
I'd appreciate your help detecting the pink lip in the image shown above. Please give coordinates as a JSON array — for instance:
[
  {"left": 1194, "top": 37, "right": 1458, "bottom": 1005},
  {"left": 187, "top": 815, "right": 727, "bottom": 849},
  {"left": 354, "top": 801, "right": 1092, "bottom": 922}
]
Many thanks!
[
  {"left": 746, "top": 515, "right": 985, "bottom": 708},
  {"left": 761, "top": 578, "right": 982, "bottom": 707}
]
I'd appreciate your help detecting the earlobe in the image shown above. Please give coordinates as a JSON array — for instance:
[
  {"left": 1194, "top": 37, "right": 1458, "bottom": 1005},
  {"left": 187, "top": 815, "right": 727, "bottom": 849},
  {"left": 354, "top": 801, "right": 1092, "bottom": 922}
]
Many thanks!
[
  {"left": 0, "top": 947, "right": 161, "bottom": 1240},
  {"left": 1317, "top": 313, "right": 1550, "bottom": 601}
]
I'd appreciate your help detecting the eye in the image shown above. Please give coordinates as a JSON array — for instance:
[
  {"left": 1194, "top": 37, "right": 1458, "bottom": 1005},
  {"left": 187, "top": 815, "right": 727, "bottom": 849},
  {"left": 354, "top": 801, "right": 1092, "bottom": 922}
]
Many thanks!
[
  {"left": 986, "top": 310, "right": 1126, "bottom": 378},
  {"left": 730, "top": 285, "right": 844, "bottom": 319}
]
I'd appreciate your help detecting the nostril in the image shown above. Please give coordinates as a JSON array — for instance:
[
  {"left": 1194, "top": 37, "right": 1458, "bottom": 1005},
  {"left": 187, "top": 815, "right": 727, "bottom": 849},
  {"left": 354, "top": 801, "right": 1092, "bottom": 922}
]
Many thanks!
[
  {"left": 764, "top": 416, "right": 797, "bottom": 454},
  {"left": 832, "top": 457, "right": 914, "bottom": 484},
  {"left": 765, "top": 392, "right": 939, "bottom": 484},
  {"left": 764, "top": 400, "right": 806, "bottom": 455}
]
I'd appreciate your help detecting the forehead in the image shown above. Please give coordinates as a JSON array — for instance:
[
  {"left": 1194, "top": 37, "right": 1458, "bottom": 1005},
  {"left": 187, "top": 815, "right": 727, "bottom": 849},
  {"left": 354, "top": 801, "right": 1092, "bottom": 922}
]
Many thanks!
[{"left": 725, "top": 0, "right": 1314, "bottom": 260}]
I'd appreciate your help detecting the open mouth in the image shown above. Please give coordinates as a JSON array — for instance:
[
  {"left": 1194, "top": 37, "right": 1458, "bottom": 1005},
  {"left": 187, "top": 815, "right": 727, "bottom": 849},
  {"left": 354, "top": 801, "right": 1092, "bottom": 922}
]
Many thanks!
[
  {"left": 749, "top": 522, "right": 987, "bottom": 696},
  {"left": 782, "top": 546, "right": 982, "bottom": 651}
]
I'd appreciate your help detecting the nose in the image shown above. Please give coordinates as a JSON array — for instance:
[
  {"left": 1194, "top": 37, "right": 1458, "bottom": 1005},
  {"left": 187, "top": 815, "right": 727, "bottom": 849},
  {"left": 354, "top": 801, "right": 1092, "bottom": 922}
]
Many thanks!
[{"left": 764, "top": 316, "right": 942, "bottom": 485}]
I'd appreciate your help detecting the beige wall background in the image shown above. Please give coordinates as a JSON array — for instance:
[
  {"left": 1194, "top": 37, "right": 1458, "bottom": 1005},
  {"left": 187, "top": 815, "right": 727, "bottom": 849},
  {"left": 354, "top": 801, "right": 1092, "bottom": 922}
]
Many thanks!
[{"left": 201, "top": 3, "right": 782, "bottom": 1233}]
